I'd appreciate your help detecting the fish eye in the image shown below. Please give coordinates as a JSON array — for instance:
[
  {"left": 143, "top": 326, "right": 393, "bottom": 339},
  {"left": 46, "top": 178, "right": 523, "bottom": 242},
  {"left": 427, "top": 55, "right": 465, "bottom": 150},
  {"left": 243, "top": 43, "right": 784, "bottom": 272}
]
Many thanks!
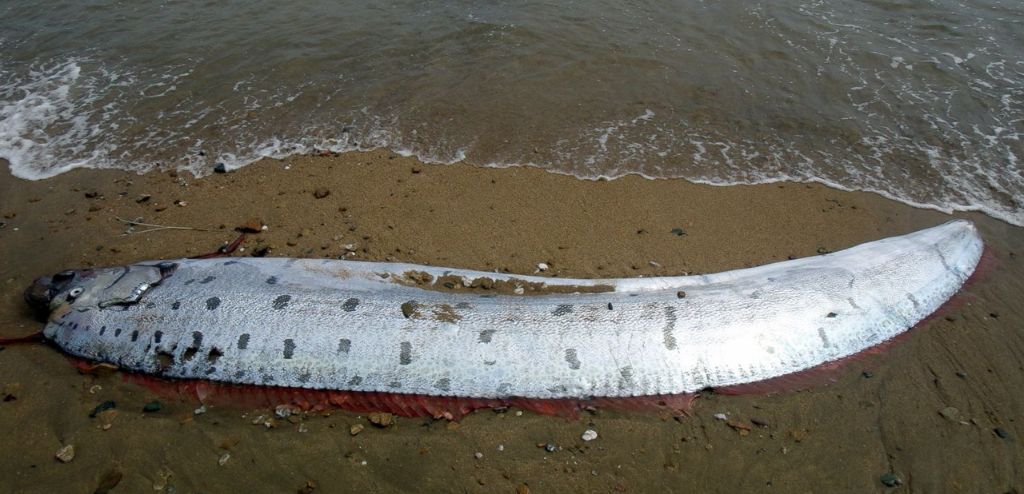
[{"left": 67, "top": 287, "right": 84, "bottom": 300}]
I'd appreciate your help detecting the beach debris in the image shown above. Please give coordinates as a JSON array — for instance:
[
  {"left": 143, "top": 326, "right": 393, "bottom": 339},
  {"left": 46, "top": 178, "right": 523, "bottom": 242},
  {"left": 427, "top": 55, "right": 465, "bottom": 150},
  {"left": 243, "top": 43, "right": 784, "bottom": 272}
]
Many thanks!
[
  {"left": 194, "top": 405, "right": 208, "bottom": 415},
  {"left": 298, "top": 423, "right": 309, "bottom": 433},
  {"left": 581, "top": 429, "right": 598, "bottom": 441},
  {"left": 135, "top": 194, "right": 151, "bottom": 203},
  {"left": 536, "top": 262, "right": 549, "bottom": 272},
  {"left": 862, "top": 371, "right": 874, "bottom": 378},
  {"left": 994, "top": 427, "right": 1011, "bottom": 439},
  {"left": 516, "top": 484, "right": 531, "bottom": 494},
  {"left": 543, "top": 443, "right": 557, "bottom": 452},
  {"left": 174, "top": 200, "right": 188, "bottom": 207},
  {"left": 116, "top": 216, "right": 213, "bottom": 235},
  {"left": 218, "top": 452, "right": 231, "bottom": 466},
  {"left": 670, "top": 228, "right": 686, "bottom": 236},
  {"left": 350, "top": 423, "right": 364, "bottom": 436},
  {"left": 143, "top": 400, "right": 163, "bottom": 412},
  {"left": 497, "top": 444, "right": 504, "bottom": 451},
  {"left": 648, "top": 261, "right": 661, "bottom": 268},
  {"left": 368, "top": 411, "right": 394, "bottom": 428},
  {"left": 474, "top": 452, "right": 484, "bottom": 459},
  {"left": 879, "top": 472, "right": 902, "bottom": 487},
  {"left": 713, "top": 412, "right": 728, "bottom": 421},
  {"left": 214, "top": 163, "right": 227, "bottom": 174},
  {"left": 84, "top": 191, "right": 99, "bottom": 198},
  {"left": 89, "top": 400, "right": 116, "bottom": 418},
  {"left": 817, "top": 247, "right": 831, "bottom": 255},
  {"left": 237, "top": 218, "right": 264, "bottom": 233},
  {"left": 313, "top": 188, "right": 331, "bottom": 199},
  {"left": 938, "top": 407, "right": 960, "bottom": 421},
  {"left": 275, "top": 404, "right": 299, "bottom": 419},
  {"left": 750, "top": 417, "right": 770, "bottom": 427},
  {"left": 55, "top": 444, "right": 75, "bottom": 463}
]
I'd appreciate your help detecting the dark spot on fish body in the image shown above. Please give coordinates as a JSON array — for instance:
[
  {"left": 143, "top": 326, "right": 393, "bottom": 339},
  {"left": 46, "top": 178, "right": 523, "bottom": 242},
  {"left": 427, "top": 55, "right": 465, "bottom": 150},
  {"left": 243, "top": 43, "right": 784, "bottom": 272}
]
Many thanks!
[
  {"left": 388, "top": 381, "right": 402, "bottom": 388},
  {"left": 565, "top": 348, "right": 581, "bottom": 370},
  {"left": 207, "top": 347, "right": 223, "bottom": 363},
  {"left": 171, "top": 301, "right": 180, "bottom": 310},
  {"left": 348, "top": 375, "right": 363, "bottom": 385},
  {"left": 401, "top": 301, "right": 419, "bottom": 319},
  {"left": 266, "top": 276, "right": 278, "bottom": 285},
  {"left": 191, "top": 331, "right": 203, "bottom": 349},
  {"left": 206, "top": 297, "right": 221, "bottom": 310},
  {"left": 156, "top": 351, "right": 174, "bottom": 371},
  {"left": 237, "top": 333, "right": 250, "bottom": 350},
  {"left": 199, "top": 276, "right": 216, "bottom": 284},
  {"left": 234, "top": 370, "right": 245, "bottom": 379},
  {"left": 298, "top": 372, "right": 311, "bottom": 383},
  {"left": 552, "top": 304, "right": 574, "bottom": 316},
  {"left": 114, "top": 328, "right": 122, "bottom": 337},
  {"left": 342, "top": 298, "right": 360, "bottom": 312},
  {"left": 273, "top": 295, "right": 291, "bottom": 310},
  {"left": 223, "top": 260, "right": 238, "bottom": 266},
  {"left": 183, "top": 347, "right": 198, "bottom": 361},
  {"left": 484, "top": 360, "right": 496, "bottom": 366},
  {"left": 497, "top": 383, "right": 512, "bottom": 395},
  {"left": 455, "top": 302, "right": 471, "bottom": 310},
  {"left": 130, "top": 330, "right": 139, "bottom": 342},
  {"left": 663, "top": 306, "right": 678, "bottom": 350},
  {"left": 283, "top": 339, "right": 296, "bottom": 359},
  {"left": 184, "top": 279, "right": 196, "bottom": 286},
  {"left": 434, "top": 378, "right": 451, "bottom": 391},
  {"left": 817, "top": 328, "right": 832, "bottom": 348},
  {"left": 618, "top": 366, "right": 634, "bottom": 389},
  {"left": 153, "top": 330, "right": 162, "bottom": 343},
  {"left": 478, "top": 329, "right": 496, "bottom": 343},
  {"left": 399, "top": 341, "right": 412, "bottom": 365},
  {"left": 337, "top": 338, "right": 351, "bottom": 354}
]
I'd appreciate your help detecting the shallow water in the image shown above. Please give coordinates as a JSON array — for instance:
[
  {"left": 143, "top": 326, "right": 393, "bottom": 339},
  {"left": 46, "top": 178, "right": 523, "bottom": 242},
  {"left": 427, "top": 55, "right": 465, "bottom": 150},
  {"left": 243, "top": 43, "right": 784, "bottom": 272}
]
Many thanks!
[{"left": 1, "top": 0, "right": 1022, "bottom": 224}]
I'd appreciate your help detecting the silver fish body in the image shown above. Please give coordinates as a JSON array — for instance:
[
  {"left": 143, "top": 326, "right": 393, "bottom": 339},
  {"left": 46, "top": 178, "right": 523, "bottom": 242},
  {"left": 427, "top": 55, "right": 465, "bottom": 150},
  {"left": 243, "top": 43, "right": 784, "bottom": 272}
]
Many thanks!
[{"left": 39, "top": 220, "right": 982, "bottom": 399}]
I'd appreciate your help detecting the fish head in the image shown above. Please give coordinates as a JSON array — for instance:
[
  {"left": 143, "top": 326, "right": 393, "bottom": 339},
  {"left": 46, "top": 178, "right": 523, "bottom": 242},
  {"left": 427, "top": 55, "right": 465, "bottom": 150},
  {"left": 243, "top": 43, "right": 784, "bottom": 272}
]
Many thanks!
[{"left": 25, "top": 262, "right": 177, "bottom": 322}]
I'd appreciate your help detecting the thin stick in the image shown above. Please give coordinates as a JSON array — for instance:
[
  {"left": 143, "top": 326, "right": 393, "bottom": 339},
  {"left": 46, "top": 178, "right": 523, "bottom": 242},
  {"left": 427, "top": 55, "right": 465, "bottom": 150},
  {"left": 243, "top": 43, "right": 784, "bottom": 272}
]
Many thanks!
[{"left": 115, "top": 217, "right": 216, "bottom": 236}]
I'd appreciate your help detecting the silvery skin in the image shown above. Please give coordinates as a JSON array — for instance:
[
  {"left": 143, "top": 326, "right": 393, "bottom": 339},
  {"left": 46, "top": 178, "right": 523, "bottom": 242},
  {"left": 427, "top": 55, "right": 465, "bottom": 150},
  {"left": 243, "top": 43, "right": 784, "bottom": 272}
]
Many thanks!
[{"left": 30, "top": 221, "right": 982, "bottom": 400}]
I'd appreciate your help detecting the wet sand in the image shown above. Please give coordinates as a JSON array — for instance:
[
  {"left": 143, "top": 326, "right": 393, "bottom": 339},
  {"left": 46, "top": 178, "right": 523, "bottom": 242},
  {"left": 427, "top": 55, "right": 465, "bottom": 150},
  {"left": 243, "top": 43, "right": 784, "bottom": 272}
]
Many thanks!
[{"left": 0, "top": 150, "right": 1021, "bottom": 493}]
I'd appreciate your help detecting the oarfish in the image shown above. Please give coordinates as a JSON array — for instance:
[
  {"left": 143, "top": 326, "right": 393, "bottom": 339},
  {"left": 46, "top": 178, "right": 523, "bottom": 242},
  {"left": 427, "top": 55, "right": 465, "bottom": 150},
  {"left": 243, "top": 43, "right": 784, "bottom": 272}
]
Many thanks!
[{"left": 23, "top": 220, "right": 983, "bottom": 417}]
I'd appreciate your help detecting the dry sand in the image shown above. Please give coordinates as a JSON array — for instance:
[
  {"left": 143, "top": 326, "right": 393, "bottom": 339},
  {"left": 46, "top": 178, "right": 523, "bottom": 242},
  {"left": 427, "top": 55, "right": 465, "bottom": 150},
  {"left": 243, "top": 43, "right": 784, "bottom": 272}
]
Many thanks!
[{"left": 0, "top": 150, "right": 1021, "bottom": 493}]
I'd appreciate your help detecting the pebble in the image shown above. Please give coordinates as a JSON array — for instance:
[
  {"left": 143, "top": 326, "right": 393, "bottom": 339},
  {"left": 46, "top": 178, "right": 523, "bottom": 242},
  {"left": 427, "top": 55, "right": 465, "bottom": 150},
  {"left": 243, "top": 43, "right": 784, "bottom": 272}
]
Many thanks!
[
  {"left": 275, "top": 404, "right": 299, "bottom": 419},
  {"left": 879, "top": 472, "right": 902, "bottom": 487},
  {"left": 994, "top": 427, "right": 1011, "bottom": 439},
  {"left": 213, "top": 163, "right": 227, "bottom": 174},
  {"left": 55, "top": 445, "right": 75, "bottom": 463},
  {"left": 670, "top": 228, "right": 686, "bottom": 236},
  {"left": 713, "top": 413, "right": 728, "bottom": 421},
  {"left": 544, "top": 443, "right": 557, "bottom": 453},
  {"left": 474, "top": 452, "right": 483, "bottom": 460},
  {"left": 369, "top": 412, "right": 394, "bottom": 427},
  {"left": 536, "top": 262, "right": 549, "bottom": 272},
  {"left": 648, "top": 261, "right": 661, "bottom": 268},
  {"left": 581, "top": 429, "right": 598, "bottom": 441},
  {"left": 497, "top": 444, "right": 504, "bottom": 451},
  {"left": 313, "top": 188, "right": 331, "bottom": 199},
  {"left": 218, "top": 452, "right": 231, "bottom": 466},
  {"left": 350, "top": 424, "right": 364, "bottom": 436},
  {"left": 135, "top": 194, "right": 151, "bottom": 203},
  {"left": 750, "top": 417, "right": 770, "bottom": 427},
  {"left": 938, "top": 407, "right": 960, "bottom": 421},
  {"left": 143, "top": 400, "right": 163, "bottom": 413},
  {"left": 89, "top": 400, "right": 116, "bottom": 418}
]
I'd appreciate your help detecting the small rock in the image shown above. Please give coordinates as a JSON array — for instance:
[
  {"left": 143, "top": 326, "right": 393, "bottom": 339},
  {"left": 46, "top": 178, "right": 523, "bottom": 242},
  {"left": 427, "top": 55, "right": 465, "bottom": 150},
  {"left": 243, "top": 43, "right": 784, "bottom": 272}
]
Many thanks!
[
  {"left": 474, "top": 452, "right": 483, "bottom": 459},
  {"left": 237, "top": 218, "right": 263, "bottom": 233},
  {"left": 368, "top": 412, "right": 393, "bottom": 428},
  {"left": 816, "top": 247, "right": 831, "bottom": 255},
  {"left": 750, "top": 417, "right": 770, "bottom": 427},
  {"left": 879, "top": 472, "right": 902, "bottom": 487},
  {"left": 938, "top": 407, "right": 959, "bottom": 421},
  {"left": 862, "top": 371, "right": 873, "bottom": 378},
  {"left": 670, "top": 228, "right": 686, "bottom": 236},
  {"left": 135, "top": 194, "right": 151, "bottom": 203},
  {"left": 536, "top": 262, "right": 549, "bottom": 272},
  {"left": 84, "top": 191, "right": 99, "bottom": 198},
  {"left": 713, "top": 413, "right": 728, "bottom": 421},
  {"left": 956, "top": 371, "right": 968, "bottom": 379},
  {"left": 143, "top": 400, "right": 162, "bottom": 412},
  {"left": 174, "top": 200, "right": 188, "bottom": 207},
  {"left": 544, "top": 443, "right": 557, "bottom": 453},
  {"left": 55, "top": 445, "right": 75, "bottom": 463},
  {"left": 194, "top": 405, "right": 207, "bottom": 415},
  {"left": 313, "top": 188, "right": 330, "bottom": 199},
  {"left": 350, "top": 424, "right": 364, "bottom": 436},
  {"left": 275, "top": 404, "right": 299, "bottom": 419},
  {"left": 213, "top": 163, "right": 227, "bottom": 173},
  {"left": 581, "top": 429, "right": 598, "bottom": 441},
  {"left": 497, "top": 444, "right": 504, "bottom": 451},
  {"left": 89, "top": 400, "right": 116, "bottom": 418},
  {"left": 411, "top": 166, "right": 422, "bottom": 174},
  {"left": 994, "top": 427, "right": 1011, "bottom": 439},
  {"left": 218, "top": 452, "right": 231, "bottom": 466},
  {"left": 648, "top": 261, "right": 661, "bottom": 268},
  {"left": 516, "top": 484, "right": 531, "bottom": 494}
]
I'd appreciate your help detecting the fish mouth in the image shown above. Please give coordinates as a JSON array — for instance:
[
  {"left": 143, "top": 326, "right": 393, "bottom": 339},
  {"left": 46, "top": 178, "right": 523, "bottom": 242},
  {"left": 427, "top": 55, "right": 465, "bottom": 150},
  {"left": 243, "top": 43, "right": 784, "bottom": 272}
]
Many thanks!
[{"left": 24, "top": 275, "right": 54, "bottom": 317}]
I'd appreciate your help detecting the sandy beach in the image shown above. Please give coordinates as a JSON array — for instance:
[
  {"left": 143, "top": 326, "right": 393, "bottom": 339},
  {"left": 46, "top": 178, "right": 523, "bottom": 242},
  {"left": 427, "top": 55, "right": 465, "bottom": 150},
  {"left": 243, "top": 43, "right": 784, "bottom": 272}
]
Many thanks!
[{"left": 0, "top": 150, "right": 1021, "bottom": 493}]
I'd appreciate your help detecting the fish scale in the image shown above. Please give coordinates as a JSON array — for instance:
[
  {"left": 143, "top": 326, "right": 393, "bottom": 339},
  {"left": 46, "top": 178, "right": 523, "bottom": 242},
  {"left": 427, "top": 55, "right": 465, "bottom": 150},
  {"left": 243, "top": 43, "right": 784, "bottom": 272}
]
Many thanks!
[{"left": 42, "top": 220, "right": 982, "bottom": 399}]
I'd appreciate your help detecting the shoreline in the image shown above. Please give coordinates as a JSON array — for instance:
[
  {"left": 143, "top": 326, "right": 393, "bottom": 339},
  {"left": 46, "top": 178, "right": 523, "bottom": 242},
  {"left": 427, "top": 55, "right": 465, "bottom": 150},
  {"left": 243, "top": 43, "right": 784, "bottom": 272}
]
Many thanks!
[{"left": 1, "top": 150, "right": 1022, "bottom": 492}]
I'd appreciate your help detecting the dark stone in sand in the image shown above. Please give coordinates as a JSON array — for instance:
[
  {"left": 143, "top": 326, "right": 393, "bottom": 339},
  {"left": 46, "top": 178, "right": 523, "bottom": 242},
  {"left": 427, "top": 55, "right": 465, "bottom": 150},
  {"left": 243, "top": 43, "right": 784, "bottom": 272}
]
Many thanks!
[
  {"left": 816, "top": 247, "right": 831, "bottom": 255},
  {"left": 84, "top": 191, "right": 99, "bottom": 198},
  {"left": 879, "top": 473, "right": 902, "bottom": 487},
  {"left": 670, "top": 227, "right": 686, "bottom": 236},
  {"left": 994, "top": 427, "right": 1011, "bottom": 439},
  {"left": 862, "top": 371, "right": 873, "bottom": 378},
  {"left": 750, "top": 417, "right": 770, "bottom": 427},
  {"left": 89, "top": 400, "right": 116, "bottom": 418},
  {"left": 544, "top": 443, "right": 557, "bottom": 453},
  {"left": 313, "top": 188, "right": 330, "bottom": 199},
  {"left": 143, "top": 400, "right": 163, "bottom": 412},
  {"left": 213, "top": 163, "right": 227, "bottom": 173}
]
